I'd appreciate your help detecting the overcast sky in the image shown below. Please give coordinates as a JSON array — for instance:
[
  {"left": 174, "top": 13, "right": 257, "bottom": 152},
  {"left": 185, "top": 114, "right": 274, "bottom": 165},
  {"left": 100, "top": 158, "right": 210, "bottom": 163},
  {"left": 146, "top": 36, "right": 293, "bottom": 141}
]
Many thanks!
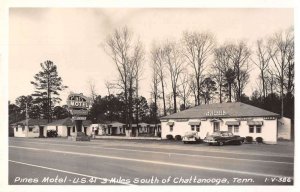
[{"left": 9, "top": 8, "right": 293, "bottom": 105}]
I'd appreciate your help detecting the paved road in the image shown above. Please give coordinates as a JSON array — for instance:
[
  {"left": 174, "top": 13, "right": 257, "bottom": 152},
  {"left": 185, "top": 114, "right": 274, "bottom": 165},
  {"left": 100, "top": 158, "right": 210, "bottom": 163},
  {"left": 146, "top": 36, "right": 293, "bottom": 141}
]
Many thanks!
[{"left": 9, "top": 138, "right": 294, "bottom": 185}]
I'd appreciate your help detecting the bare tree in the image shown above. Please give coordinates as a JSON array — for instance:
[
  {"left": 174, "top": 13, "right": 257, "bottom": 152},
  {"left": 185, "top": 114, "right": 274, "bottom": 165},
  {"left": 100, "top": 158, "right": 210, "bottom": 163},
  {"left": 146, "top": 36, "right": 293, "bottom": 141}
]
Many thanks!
[
  {"left": 87, "top": 79, "right": 97, "bottom": 103},
  {"left": 178, "top": 73, "right": 191, "bottom": 110},
  {"left": 182, "top": 31, "right": 215, "bottom": 106},
  {"left": 150, "top": 43, "right": 167, "bottom": 116},
  {"left": 212, "top": 44, "right": 231, "bottom": 103},
  {"left": 150, "top": 46, "right": 161, "bottom": 124},
  {"left": 131, "top": 40, "right": 144, "bottom": 132},
  {"left": 268, "top": 27, "right": 294, "bottom": 117},
  {"left": 104, "top": 80, "right": 115, "bottom": 96},
  {"left": 188, "top": 75, "right": 198, "bottom": 106},
  {"left": 164, "top": 41, "right": 185, "bottom": 113},
  {"left": 229, "top": 41, "right": 251, "bottom": 101},
  {"left": 252, "top": 39, "right": 271, "bottom": 99},
  {"left": 104, "top": 26, "right": 144, "bottom": 135}
]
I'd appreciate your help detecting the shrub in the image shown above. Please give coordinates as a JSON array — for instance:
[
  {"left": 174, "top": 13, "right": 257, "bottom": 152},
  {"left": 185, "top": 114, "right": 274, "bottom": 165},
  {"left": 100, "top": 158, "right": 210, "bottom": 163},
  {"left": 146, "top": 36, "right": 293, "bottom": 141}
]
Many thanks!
[
  {"left": 166, "top": 134, "right": 174, "bottom": 140},
  {"left": 245, "top": 136, "right": 253, "bottom": 143},
  {"left": 256, "top": 137, "right": 263, "bottom": 143},
  {"left": 174, "top": 135, "right": 182, "bottom": 141}
]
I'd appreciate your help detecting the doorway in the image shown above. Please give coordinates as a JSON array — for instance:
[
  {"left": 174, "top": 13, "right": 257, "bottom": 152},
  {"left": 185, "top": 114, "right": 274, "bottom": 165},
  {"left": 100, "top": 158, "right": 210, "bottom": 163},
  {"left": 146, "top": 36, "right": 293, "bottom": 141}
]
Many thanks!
[
  {"left": 39, "top": 126, "right": 44, "bottom": 137},
  {"left": 213, "top": 122, "right": 220, "bottom": 132},
  {"left": 67, "top": 127, "right": 71, "bottom": 136}
]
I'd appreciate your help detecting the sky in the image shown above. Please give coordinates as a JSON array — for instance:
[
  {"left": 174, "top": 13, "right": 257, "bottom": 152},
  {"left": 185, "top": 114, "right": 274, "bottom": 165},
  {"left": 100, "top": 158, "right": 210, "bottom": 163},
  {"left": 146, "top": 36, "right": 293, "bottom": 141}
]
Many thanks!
[{"left": 9, "top": 8, "right": 293, "bottom": 105}]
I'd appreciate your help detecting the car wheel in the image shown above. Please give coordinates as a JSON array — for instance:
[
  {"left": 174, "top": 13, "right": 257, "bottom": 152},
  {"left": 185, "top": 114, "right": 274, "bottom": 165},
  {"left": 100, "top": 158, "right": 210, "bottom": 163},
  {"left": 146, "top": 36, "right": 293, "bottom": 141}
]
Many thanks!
[
  {"left": 218, "top": 141, "right": 224, "bottom": 146},
  {"left": 239, "top": 140, "right": 243, "bottom": 145}
]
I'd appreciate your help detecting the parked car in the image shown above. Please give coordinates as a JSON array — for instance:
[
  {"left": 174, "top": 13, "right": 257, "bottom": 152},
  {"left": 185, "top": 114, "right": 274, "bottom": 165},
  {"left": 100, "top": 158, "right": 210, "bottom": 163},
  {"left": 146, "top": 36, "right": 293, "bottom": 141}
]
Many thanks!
[
  {"left": 47, "top": 130, "right": 58, "bottom": 137},
  {"left": 203, "top": 131, "right": 244, "bottom": 146},
  {"left": 182, "top": 131, "right": 201, "bottom": 144}
]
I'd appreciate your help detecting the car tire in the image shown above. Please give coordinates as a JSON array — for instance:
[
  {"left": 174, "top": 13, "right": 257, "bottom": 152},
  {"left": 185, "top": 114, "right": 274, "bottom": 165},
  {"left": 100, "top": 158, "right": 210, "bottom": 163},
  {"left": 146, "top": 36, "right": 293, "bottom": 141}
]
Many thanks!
[
  {"left": 239, "top": 140, "right": 243, "bottom": 145},
  {"left": 218, "top": 141, "right": 224, "bottom": 146}
]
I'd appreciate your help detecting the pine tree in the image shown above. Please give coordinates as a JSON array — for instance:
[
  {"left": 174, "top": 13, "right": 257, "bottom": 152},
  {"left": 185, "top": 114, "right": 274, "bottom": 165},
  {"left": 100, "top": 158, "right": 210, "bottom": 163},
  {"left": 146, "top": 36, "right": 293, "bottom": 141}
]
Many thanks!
[{"left": 31, "top": 60, "right": 67, "bottom": 122}]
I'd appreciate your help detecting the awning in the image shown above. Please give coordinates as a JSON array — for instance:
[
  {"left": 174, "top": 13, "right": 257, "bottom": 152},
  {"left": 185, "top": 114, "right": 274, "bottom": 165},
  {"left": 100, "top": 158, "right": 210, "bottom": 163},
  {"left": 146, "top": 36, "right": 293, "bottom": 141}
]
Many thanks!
[
  {"left": 188, "top": 121, "right": 201, "bottom": 126},
  {"left": 210, "top": 118, "right": 223, "bottom": 122},
  {"left": 225, "top": 121, "right": 240, "bottom": 126},
  {"left": 167, "top": 121, "right": 174, "bottom": 126},
  {"left": 247, "top": 121, "right": 263, "bottom": 126}
]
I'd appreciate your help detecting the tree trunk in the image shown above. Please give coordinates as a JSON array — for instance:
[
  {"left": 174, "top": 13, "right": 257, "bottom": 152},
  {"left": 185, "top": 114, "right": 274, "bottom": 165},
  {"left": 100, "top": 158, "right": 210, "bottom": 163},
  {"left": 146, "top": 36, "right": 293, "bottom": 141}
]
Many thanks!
[
  {"left": 196, "top": 77, "right": 200, "bottom": 106},
  {"left": 228, "top": 83, "right": 232, "bottom": 102},
  {"left": 161, "top": 80, "right": 167, "bottom": 116},
  {"left": 173, "top": 88, "right": 177, "bottom": 113},
  {"left": 219, "top": 83, "right": 222, "bottom": 103}
]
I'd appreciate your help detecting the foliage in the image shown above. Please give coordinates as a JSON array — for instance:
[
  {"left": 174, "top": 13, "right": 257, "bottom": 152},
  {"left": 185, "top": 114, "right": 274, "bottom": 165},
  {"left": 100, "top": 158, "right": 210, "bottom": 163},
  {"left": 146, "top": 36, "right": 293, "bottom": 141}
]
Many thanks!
[
  {"left": 30, "top": 60, "right": 67, "bottom": 122},
  {"left": 166, "top": 134, "right": 174, "bottom": 140},
  {"left": 245, "top": 136, "right": 253, "bottom": 143},
  {"left": 256, "top": 137, "right": 263, "bottom": 143},
  {"left": 174, "top": 135, "right": 182, "bottom": 141}
]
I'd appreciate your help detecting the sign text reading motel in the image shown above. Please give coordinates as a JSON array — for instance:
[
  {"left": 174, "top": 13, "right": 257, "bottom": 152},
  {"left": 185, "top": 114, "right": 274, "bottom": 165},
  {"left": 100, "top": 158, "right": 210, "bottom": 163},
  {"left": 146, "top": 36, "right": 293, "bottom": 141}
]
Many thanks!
[{"left": 67, "top": 93, "right": 90, "bottom": 109}]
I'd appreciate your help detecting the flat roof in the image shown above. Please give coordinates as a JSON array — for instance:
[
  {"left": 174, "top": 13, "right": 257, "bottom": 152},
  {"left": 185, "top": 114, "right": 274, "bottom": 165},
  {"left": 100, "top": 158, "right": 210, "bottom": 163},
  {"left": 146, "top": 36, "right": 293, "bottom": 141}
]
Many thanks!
[{"left": 161, "top": 102, "right": 279, "bottom": 120}]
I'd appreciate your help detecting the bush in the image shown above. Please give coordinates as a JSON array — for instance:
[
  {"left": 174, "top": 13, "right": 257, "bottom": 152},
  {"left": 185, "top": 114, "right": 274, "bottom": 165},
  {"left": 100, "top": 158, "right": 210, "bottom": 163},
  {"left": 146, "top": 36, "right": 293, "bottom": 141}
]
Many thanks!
[
  {"left": 245, "top": 136, "right": 253, "bottom": 143},
  {"left": 256, "top": 137, "right": 263, "bottom": 143},
  {"left": 166, "top": 134, "right": 174, "bottom": 140},
  {"left": 174, "top": 135, "right": 182, "bottom": 141}
]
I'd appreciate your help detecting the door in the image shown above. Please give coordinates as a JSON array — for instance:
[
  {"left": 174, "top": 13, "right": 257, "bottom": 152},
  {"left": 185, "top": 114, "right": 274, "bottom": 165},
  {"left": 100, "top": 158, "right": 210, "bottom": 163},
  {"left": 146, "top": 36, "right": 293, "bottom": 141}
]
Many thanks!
[
  {"left": 67, "top": 127, "right": 71, "bottom": 136},
  {"left": 213, "top": 122, "right": 220, "bottom": 132},
  {"left": 39, "top": 126, "right": 44, "bottom": 137},
  {"left": 84, "top": 127, "right": 87, "bottom": 135}
]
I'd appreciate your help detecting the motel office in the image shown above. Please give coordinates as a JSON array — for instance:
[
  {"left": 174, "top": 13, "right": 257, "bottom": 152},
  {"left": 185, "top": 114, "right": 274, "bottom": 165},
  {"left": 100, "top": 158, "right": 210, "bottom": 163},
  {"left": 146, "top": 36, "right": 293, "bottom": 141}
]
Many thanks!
[{"left": 161, "top": 102, "right": 290, "bottom": 144}]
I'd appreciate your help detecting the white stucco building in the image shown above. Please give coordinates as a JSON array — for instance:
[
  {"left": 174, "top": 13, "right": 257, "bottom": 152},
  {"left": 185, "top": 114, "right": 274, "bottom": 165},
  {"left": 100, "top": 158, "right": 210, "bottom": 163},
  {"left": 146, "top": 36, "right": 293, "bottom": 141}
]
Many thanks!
[
  {"left": 46, "top": 117, "right": 92, "bottom": 137},
  {"left": 161, "top": 102, "right": 281, "bottom": 144},
  {"left": 12, "top": 119, "right": 49, "bottom": 138}
]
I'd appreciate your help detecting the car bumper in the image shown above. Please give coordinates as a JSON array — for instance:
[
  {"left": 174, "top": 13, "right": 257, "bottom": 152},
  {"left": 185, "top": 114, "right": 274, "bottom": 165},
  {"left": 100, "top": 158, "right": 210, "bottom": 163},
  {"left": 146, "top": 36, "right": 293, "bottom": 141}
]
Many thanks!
[{"left": 203, "top": 139, "right": 218, "bottom": 143}]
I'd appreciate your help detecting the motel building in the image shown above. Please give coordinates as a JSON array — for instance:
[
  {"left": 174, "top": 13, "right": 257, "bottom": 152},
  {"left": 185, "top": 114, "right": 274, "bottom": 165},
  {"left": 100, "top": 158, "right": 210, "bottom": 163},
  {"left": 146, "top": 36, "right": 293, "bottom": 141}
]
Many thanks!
[
  {"left": 160, "top": 102, "right": 291, "bottom": 144},
  {"left": 46, "top": 117, "right": 92, "bottom": 137},
  {"left": 12, "top": 119, "right": 49, "bottom": 138}
]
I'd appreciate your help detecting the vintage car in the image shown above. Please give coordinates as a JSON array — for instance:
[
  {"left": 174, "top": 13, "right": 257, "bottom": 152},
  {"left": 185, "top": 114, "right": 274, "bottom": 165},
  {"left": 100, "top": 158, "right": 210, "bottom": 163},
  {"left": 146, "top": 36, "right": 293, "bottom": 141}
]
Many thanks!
[
  {"left": 203, "top": 131, "right": 245, "bottom": 146},
  {"left": 182, "top": 131, "right": 201, "bottom": 144}
]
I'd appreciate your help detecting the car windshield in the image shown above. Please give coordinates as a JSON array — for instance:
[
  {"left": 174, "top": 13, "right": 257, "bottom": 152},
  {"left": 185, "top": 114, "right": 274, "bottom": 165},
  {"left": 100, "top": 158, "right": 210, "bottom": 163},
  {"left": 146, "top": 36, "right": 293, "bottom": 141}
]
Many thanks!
[{"left": 221, "top": 132, "right": 229, "bottom": 136}]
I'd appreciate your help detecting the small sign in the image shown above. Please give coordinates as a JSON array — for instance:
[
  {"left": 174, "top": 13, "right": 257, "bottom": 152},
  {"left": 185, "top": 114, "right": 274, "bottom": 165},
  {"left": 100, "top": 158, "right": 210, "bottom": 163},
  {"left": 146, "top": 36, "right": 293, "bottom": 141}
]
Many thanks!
[
  {"left": 263, "top": 116, "right": 276, "bottom": 120},
  {"left": 72, "top": 116, "right": 87, "bottom": 120},
  {"left": 206, "top": 110, "right": 226, "bottom": 116},
  {"left": 70, "top": 109, "right": 89, "bottom": 116}
]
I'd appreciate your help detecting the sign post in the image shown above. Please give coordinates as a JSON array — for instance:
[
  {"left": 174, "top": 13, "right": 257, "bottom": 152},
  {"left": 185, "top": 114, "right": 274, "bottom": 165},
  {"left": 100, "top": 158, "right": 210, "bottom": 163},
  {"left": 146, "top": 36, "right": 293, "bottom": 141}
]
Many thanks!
[{"left": 66, "top": 93, "right": 90, "bottom": 141}]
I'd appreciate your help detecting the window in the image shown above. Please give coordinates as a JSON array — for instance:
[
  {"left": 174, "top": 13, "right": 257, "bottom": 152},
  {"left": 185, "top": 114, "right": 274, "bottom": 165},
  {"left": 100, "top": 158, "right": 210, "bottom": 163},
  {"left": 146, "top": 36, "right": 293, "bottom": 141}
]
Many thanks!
[
  {"left": 191, "top": 125, "right": 195, "bottom": 131},
  {"left": 234, "top": 125, "right": 239, "bottom": 133},
  {"left": 29, "top": 127, "right": 33, "bottom": 132},
  {"left": 256, "top": 125, "right": 262, "bottom": 133},
  {"left": 196, "top": 125, "right": 200, "bottom": 132},
  {"left": 169, "top": 125, "right": 173, "bottom": 132},
  {"left": 16, "top": 127, "right": 18, "bottom": 132},
  {"left": 120, "top": 128, "right": 122, "bottom": 133},
  {"left": 249, "top": 126, "right": 254, "bottom": 133},
  {"left": 228, "top": 125, "right": 233, "bottom": 133},
  {"left": 72, "top": 127, "right": 75, "bottom": 132}
]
